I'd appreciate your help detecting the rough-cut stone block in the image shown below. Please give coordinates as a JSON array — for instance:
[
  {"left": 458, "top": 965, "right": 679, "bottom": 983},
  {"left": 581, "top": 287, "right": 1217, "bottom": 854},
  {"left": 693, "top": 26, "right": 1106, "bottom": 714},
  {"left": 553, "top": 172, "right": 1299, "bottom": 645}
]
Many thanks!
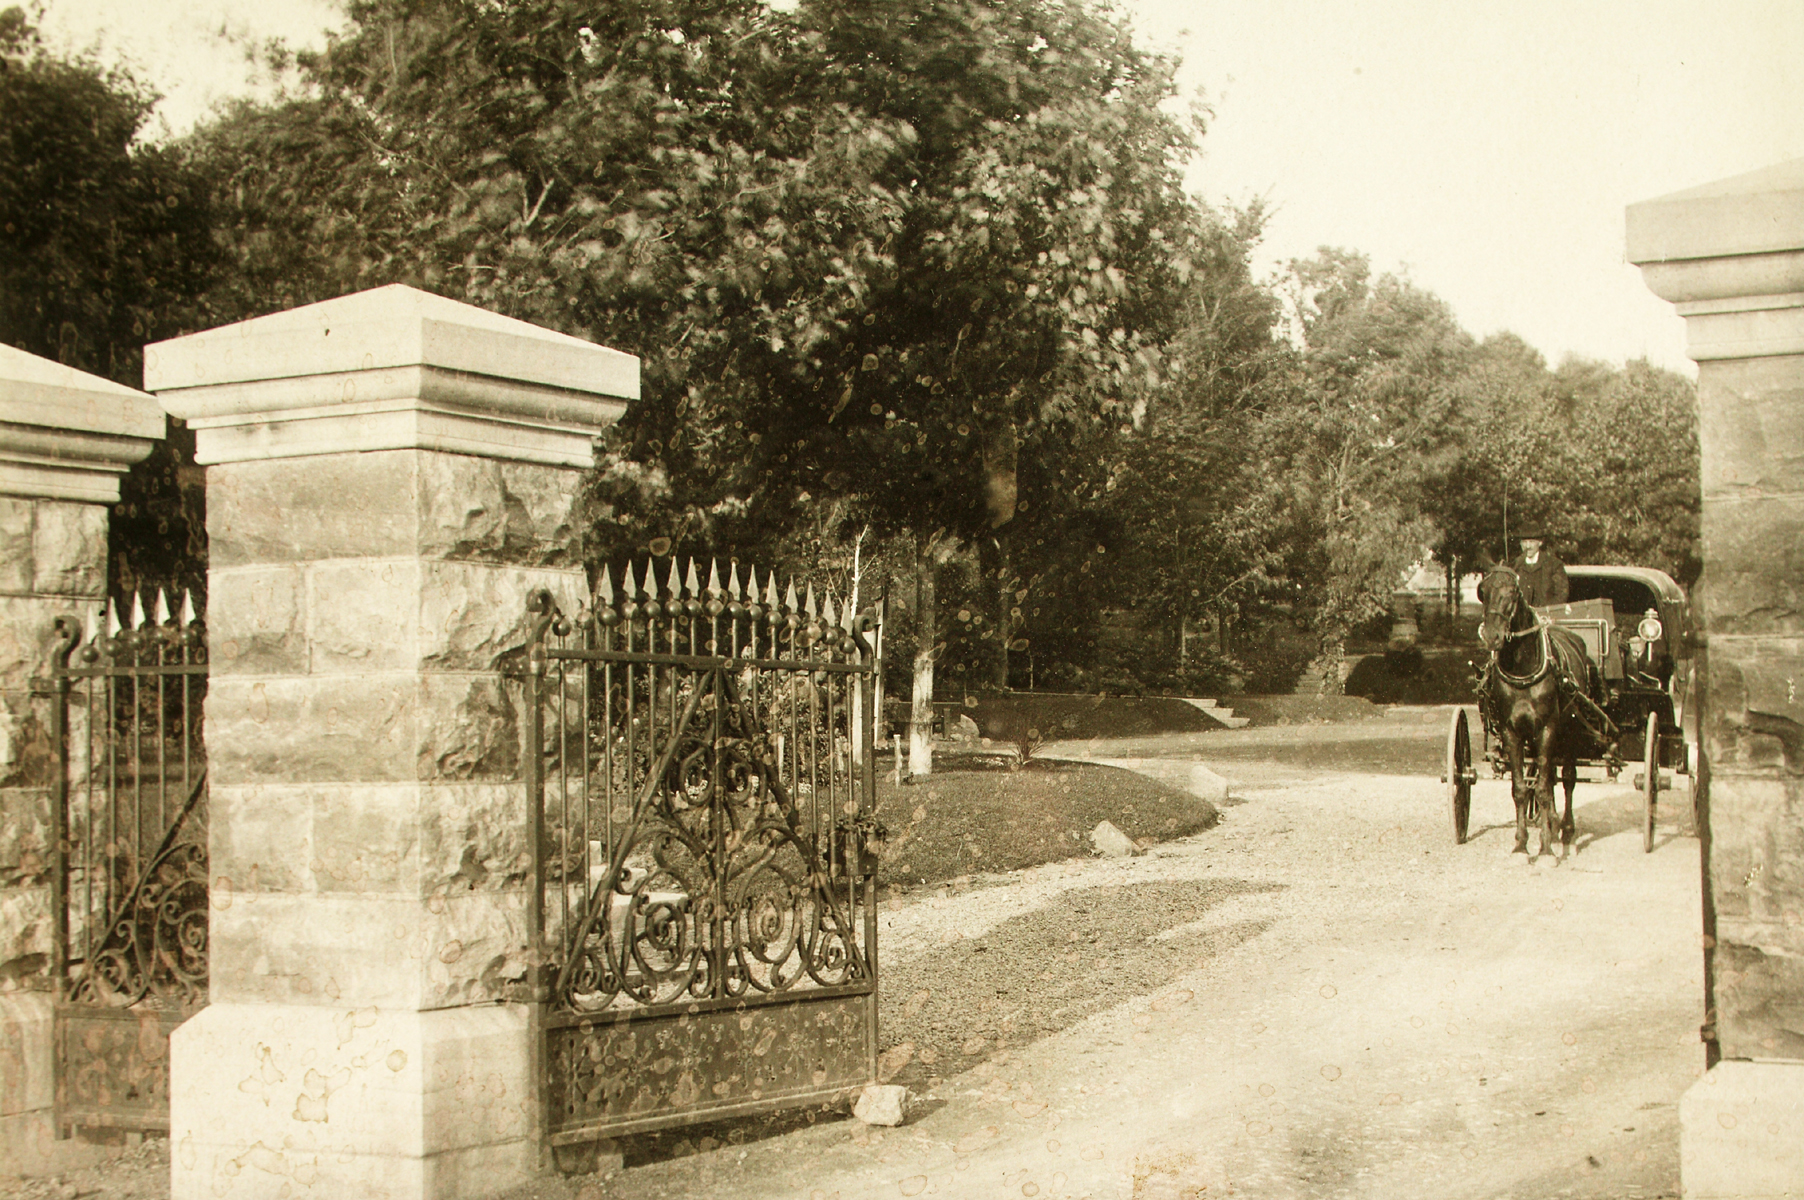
[
  {"left": 29, "top": 502, "right": 108, "bottom": 598},
  {"left": 419, "top": 889, "right": 529, "bottom": 1008},
  {"left": 308, "top": 559, "right": 424, "bottom": 674},
  {"left": 419, "top": 783, "right": 529, "bottom": 897},
  {"left": 1705, "top": 773, "right": 1804, "bottom": 924},
  {"left": 0, "top": 882, "right": 50, "bottom": 969},
  {"left": 208, "top": 783, "right": 313, "bottom": 896},
  {"left": 207, "top": 565, "right": 306, "bottom": 676},
  {"left": 0, "top": 787, "right": 51, "bottom": 887},
  {"left": 207, "top": 454, "right": 418, "bottom": 566},
  {"left": 438, "top": 458, "right": 586, "bottom": 566},
  {"left": 170, "top": 1001, "right": 533, "bottom": 1200},
  {"left": 206, "top": 676, "right": 419, "bottom": 785},
  {"left": 207, "top": 889, "right": 527, "bottom": 1009},
  {"left": 417, "top": 455, "right": 507, "bottom": 562},
  {"left": 1699, "top": 356, "right": 1804, "bottom": 497},
  {"left": 0, "top": 691, "right": 53, "bottom": 791},
  {"left": 416, "top": 455, "right": 587, "bottom": 567},
  {"left": 1699, "top": 500, "right": 1804, "bottom": 637},
  {"left": 497, "top": 461, "right": 582, "bottom": 563},
  {"left": 1681, "top": 1061, "right": 1804, "bottom": 1199},
  {"left": 0, "top": 991, "right": 51, "bottom": 1117},
  {"left": 0, "top": 499, "right": 31, "bottom": 593},
  {"left": 1701, "top": 641, "right": 1804, "bottom": 775},
  {"left": 1711, "top": 936, "right": 1804, "bottom": 1060},
  {"left": 418, "top": 562, "right": 582, "bottom": 671},
  {"left": 417, "top": 674, "right": 519, "bottom": 783},
  {"left": 209, "top": 894, "right": 433, "bottom": 1008},
  {"left": 311, "top": 784, "right": 423, "bottom": 895},
  {"left": 0, "top": 598, "right": 64, "bottom": 689}
]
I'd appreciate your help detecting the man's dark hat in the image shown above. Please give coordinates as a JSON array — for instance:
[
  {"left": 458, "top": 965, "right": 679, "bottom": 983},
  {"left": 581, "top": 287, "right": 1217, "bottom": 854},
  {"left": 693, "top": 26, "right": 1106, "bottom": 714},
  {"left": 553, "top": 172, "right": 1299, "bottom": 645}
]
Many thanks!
[{"left": 1515, "top": 528, "right": 1548, "bottom": 542}]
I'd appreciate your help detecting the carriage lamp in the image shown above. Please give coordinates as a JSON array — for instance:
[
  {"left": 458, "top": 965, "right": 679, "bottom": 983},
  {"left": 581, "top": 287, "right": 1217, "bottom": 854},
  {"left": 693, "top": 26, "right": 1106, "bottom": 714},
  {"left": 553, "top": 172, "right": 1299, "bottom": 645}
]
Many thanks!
[{"left": 1638, "top": 610, "right": 1664, "bottom": 643}]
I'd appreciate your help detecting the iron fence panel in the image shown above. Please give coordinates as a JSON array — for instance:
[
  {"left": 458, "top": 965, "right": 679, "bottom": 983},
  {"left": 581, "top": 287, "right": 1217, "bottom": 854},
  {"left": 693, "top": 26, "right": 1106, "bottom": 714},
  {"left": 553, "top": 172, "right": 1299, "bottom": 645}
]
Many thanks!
[
  {"left": 521, "top": 560, "right": 883, "bottom": 1146},
  {"left": 45, "top": 592, "right": 207, "bottom": 1136}
]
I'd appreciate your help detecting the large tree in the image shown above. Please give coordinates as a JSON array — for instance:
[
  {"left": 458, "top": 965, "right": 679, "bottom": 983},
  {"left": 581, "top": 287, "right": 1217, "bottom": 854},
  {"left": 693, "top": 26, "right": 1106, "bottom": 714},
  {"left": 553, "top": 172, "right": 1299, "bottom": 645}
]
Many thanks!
[
  {"left": 192, "top": 0, "right": 1212, "bottom": 764},
  {"left": 1257, "top": 249, "right": 1473, "bottom": 687},
  {"left": 1104, "top": 202, "right": 1289, "bottom": 690}
]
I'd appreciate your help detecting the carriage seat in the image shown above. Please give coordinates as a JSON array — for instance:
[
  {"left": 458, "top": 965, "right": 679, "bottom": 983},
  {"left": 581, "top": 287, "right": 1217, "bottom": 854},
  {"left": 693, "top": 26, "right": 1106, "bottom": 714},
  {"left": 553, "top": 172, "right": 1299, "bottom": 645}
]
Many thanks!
[{"left": 1533, "top": 598, "right": 1622, "bottom": 681}]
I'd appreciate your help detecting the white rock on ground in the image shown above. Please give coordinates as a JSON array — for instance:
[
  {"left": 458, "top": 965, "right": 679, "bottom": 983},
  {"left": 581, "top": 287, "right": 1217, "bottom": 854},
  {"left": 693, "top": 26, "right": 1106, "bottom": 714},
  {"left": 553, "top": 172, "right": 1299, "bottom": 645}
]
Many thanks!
[
  {"left": 853, "top": 1083, "right": 909, "bottom": 1126},
  {"left": 1089, "top": 819, "right": 1142, "bottom": 857}
]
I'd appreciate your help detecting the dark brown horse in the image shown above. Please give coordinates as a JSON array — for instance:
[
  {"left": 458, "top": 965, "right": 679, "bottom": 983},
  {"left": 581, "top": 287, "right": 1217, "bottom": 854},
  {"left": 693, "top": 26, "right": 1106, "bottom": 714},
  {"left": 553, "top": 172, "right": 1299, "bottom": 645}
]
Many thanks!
[{"left": 1477, "top": 566, "right": 1603, "bottom": 860}]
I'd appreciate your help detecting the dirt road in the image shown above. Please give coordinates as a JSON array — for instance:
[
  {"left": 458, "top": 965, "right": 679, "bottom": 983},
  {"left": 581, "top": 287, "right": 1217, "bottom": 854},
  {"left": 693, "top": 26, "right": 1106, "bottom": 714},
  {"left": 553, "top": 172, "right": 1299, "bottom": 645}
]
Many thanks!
[{"left": 591, "top": 707, "right": 1705, "bottom": 1200}]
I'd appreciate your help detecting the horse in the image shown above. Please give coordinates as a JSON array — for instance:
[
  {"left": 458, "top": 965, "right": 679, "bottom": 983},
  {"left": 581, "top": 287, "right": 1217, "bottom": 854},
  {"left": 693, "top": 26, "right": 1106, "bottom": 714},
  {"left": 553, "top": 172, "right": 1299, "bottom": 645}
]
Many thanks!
[{"left": 1476, "top": 566, "right": 1604, "bottom": 860}]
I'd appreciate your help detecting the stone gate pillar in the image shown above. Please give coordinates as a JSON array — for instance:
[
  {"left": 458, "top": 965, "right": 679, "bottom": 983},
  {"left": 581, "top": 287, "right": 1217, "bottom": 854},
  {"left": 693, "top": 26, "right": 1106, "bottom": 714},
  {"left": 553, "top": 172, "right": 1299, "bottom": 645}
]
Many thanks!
[
  {"left": 145, "top": 285, "right": 636, "bottom": 1200},
  {"left": 1628, "top": 159, "right": 1804, "bottom": 1198},
  {"left": 0, "top": 345, "right": 162, "bottom": 1172}
]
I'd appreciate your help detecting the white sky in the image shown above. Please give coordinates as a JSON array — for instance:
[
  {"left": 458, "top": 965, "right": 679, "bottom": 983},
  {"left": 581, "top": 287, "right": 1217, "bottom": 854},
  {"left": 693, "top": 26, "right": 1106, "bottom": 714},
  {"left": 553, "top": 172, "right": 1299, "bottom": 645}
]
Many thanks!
[{"left": 37, "top": 0, "right": 1804, "bottom": 376}]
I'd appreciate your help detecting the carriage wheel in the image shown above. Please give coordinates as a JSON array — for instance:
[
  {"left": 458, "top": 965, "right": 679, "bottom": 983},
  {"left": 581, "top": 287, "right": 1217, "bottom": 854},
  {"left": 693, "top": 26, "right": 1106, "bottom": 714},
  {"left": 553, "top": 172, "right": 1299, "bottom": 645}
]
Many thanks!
[
  {"left": 1447, "top": 707, "right": 1473, "bottom": 845},
  {"left": 1643, "top": 711, "right": 1661, "bottom": 854}
]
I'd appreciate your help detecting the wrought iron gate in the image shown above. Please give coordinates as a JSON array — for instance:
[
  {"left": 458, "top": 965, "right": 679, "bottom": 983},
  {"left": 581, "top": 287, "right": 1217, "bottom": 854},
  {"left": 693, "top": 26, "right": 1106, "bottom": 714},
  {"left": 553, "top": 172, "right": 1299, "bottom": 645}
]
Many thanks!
[
  {"left": 521, "top": 560, "right": 883, "bottom": 1148},
  {"left": 44, "top": 592, "right": 207, "bottom": 1135}
]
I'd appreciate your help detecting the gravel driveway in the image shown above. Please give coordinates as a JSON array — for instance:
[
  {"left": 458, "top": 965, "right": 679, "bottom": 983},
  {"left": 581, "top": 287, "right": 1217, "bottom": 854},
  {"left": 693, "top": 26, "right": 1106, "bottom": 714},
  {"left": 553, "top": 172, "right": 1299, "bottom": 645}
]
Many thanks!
[
  {"left": 563, "top": 710, "right": 1705, "bottom": 1200},
  {"left": 15, "top": 709, "right": 1705, "bottom": 1200}
]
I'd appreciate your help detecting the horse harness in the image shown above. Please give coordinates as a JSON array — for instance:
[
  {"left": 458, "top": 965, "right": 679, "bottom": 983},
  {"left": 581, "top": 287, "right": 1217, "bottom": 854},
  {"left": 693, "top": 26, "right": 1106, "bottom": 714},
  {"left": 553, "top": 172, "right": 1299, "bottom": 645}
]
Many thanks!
[{"left": 1482, "top": 620, "right": 1619, "bottom": 750}]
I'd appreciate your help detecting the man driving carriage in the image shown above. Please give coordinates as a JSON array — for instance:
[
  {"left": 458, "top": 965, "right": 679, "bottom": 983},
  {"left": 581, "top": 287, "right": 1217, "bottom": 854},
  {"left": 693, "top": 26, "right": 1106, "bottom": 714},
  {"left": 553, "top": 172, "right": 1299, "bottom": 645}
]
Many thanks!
[{"left": 1509, "top": 529, "right": 1568, "bottom": 608}]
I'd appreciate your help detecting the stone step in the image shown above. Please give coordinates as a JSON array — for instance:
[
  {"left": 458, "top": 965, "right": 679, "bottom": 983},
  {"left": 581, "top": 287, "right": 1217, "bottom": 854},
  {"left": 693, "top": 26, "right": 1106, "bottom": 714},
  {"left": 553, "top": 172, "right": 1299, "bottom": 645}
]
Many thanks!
[{"left": 1176, "top": 697, "right": 1250, "bottom": 729}]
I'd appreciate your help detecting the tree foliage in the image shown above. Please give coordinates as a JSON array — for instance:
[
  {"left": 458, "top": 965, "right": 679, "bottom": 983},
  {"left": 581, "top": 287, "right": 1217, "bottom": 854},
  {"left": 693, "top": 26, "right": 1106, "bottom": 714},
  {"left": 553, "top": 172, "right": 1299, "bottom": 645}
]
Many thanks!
[
  {"left": 0, "top": 6, "right": 212, "bottom": 601},
  {"left": 192, "top": 0, "right": 1206, "bottom": 571},
  {"left": 0, "top": 5, "right": 217, "bottom": 383},
  {"left": 0, "top": 0, "right": 1702, "bottom": 697},
  {"left": 1255, "top": 249, "right": 1472, "bottom": 661}
]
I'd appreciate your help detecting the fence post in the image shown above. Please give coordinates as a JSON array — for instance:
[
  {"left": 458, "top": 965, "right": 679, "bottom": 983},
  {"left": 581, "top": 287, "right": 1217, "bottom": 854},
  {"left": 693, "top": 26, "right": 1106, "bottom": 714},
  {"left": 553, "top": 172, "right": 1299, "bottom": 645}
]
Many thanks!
[
  {"left": 0, "top": 345, "right": 162, "bottom": 1173},
  {"left": 143, "top": 285, "right": 636, "bottom": 1200},
  {"left": 1628, "top": 158, "right": 1804, "bottom": 1199}
]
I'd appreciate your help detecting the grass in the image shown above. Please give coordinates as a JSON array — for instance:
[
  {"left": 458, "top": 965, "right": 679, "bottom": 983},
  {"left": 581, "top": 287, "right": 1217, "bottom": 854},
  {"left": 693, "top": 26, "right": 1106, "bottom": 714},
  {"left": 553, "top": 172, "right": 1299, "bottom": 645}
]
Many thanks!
[{"left": 871, "top": 751, "right": 1220, "bottom": 888}]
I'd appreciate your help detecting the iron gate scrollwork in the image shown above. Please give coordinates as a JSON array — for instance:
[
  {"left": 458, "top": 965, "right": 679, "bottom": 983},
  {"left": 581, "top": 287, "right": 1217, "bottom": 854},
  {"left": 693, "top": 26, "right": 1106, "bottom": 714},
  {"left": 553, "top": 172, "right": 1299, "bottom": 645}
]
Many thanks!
[
  {"left": 521, "top": 559, "right": 884, "bottom": 1147},
  {"left": 45, "top": 591, "right": 208, "bottom": 1136}
]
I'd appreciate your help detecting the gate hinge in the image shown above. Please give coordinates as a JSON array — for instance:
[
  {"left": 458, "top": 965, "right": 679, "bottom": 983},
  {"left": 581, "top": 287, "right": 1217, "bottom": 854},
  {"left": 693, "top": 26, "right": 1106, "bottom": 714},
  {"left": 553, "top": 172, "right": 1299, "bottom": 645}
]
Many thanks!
[{"left": 28, "top": 676, "right": 57, "bottom": 696}]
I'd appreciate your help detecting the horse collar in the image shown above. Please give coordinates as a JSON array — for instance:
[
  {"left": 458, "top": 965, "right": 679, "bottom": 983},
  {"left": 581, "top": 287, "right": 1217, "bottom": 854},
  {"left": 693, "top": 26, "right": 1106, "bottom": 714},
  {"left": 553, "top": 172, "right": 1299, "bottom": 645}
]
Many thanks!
[{"left": 1494, "top": 626, "right": 1554, "bottom": 688}]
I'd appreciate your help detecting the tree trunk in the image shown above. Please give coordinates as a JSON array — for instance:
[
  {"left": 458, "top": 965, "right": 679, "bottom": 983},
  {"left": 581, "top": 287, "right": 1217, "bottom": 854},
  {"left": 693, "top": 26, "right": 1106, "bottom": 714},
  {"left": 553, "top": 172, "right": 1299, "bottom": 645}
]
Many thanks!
[
  {"left": 996, "top": 561, "right": 1010, "bottom": 692},
  {"left": 908, "top": 534, "right": 943, "bottom": 779}
]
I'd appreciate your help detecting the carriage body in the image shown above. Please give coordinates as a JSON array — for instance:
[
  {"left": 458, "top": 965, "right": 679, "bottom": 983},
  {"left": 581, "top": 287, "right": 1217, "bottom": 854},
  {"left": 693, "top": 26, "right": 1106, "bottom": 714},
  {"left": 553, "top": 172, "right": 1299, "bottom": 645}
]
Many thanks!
[
  {"left": 1528, "top": 564, "right": 1695, "bottom": 776},
  {"left": 1449, "top": 564, "right": 1698, "bottom": 851}
]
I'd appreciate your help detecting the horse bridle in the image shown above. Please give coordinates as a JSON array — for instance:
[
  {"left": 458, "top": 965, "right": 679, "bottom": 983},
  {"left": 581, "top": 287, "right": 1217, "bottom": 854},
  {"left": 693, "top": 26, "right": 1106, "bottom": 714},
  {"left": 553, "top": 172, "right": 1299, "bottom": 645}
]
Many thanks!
[
  {"left": 1483, "top": 567, "right": 1575, "bottom": 692},
  {"left": 1480, "top": 567, "right": 1541, "bottom": 643}
]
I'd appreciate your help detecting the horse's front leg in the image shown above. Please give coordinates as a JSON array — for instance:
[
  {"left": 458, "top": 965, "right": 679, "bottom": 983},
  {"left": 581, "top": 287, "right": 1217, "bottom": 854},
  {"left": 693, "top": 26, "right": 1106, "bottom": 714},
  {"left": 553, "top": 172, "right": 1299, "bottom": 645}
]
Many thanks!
[
  {"left": 1531, "top": 725, "right": 1559, "bottom": 859},
  {"left": 1503, "top": 726, "right": 1530, "bottom": 854},
  {"left": 1561, "top": 756, "right": 1577, "bottom": 851}
]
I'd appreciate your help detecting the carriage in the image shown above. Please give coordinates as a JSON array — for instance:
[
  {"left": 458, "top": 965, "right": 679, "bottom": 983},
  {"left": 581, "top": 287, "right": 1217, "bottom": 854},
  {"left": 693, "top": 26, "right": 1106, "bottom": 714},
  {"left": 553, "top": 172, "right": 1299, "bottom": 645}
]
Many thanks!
[{"left": 1445, "top": 564, "right": 1699, "bottom": 853}]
